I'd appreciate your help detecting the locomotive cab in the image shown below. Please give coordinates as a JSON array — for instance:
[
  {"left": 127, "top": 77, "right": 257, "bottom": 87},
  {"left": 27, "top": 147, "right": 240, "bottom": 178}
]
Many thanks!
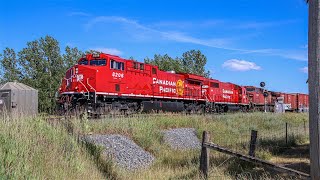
[
  {"left": 58, "top": 53, "right": 130, "bottom": 114},
  {"left": 59, "top": 53, "right": 122, "bottom": 95}
]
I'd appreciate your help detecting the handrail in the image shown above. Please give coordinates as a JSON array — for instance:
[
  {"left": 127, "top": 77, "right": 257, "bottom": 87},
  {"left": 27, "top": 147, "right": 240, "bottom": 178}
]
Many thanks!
[
  {"left": 78, "top": 79, "right": 90, "bottom": 96},
  {"left": 87, "top": 78, "right": 97, "bottom": 104},
  {"left": 64, "top": 77, "right": 72, "bottom": 87}
]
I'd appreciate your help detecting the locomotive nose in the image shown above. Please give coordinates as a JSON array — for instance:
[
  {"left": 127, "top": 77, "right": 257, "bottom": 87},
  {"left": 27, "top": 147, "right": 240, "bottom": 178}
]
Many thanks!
[{"left": 68, "top": 65, "right": 97, "bottom": 93}]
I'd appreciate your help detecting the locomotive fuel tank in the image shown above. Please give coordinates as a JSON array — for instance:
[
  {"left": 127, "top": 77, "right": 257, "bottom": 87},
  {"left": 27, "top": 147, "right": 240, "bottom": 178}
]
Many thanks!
[{"left": 141, "top": 101, "right": 184, "bottom": 112}]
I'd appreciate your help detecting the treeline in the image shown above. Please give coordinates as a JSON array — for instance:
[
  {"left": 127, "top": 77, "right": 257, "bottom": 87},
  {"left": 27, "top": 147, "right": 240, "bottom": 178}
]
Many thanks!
[
  {"left": 144, "top": 50, "right": 210, "bottom": 77},
  {"left": 0, "top": 36, "right": 83, "bottom": 113},
  {"left": 0, "top": 35, "right": 209, "bottom": 113}
]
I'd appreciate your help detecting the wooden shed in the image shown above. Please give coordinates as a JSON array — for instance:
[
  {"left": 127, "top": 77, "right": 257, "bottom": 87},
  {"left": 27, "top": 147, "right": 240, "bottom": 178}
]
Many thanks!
[{"left": 0, "top": 82, "right": 38, "bottom": 116}]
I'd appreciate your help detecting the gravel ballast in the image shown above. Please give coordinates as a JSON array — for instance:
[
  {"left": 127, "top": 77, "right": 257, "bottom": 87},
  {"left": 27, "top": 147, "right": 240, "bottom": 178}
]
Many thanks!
[
  {"left": 162, "top": 128, "right": 201, "bottom": 150},
  {"left": 85, "top": 134, "right": 154, "bottom": 170}
]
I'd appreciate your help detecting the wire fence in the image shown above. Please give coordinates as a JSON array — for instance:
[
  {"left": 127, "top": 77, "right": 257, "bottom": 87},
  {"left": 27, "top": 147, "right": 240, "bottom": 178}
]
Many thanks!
[{"left": 207, "top": 121, "right": 310, "bottom": 178}]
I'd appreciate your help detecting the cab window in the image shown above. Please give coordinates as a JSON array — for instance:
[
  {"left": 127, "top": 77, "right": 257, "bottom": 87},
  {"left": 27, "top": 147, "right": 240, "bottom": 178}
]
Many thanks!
[
  {"left": 186, "top": 80, "right": 201, "bottom": 86},
  {"left": 246, "top": 87, "right": 255, "bottom": 92},
  {"left": 140, "top": 63, "right": 144, "bottom": 70},
  {"left": 152, "top": 68, "right": 157, "bottom": 74},
  {"left": 133, "top": 62, "right": 138, "bottom": 69},
  {"left": 90, "top": 59, "right": 106, "bottom": 66},
  {"left": 110, "top": 59, "right": 124, "bottom": 70},
  {"left": 78, "top": 59, "right": 88, "bottom": 65},
  {"left": 210, "top": 82, "right": 219, "bottom": 88}
]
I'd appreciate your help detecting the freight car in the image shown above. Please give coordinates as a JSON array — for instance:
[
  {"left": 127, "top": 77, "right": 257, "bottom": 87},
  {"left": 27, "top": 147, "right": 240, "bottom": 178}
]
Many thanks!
[
  {"left": 282, "top": 93, "right": 309, "bottom": 112},
  {"left": 244, "top": 86, "right": 309, "bottom": 112},
  {"left": 57, "top": 53, "right": 308, "bottom": 115}
]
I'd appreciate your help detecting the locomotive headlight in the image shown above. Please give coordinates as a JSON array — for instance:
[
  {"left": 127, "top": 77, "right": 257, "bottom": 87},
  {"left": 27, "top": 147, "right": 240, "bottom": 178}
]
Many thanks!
[{"left": 75, "top": 67, "right": 78, "bottom": 74}]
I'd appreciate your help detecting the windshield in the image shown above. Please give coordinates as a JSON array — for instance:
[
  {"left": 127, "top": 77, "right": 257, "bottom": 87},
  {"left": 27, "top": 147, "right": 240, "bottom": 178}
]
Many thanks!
[
  {"left": 246, "top": 87, "right": 255, "bottom": 92},
  {"left": 78, "top": 59, "right": 88, "bottom": 65},
  {"left": 90, "top": 59, "right": 106, "bottom": 66}
]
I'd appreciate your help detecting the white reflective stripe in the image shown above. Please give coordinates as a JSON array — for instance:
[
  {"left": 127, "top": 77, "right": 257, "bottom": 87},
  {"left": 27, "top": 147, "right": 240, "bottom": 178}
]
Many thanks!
[
  {"left": 121, "top": 93, "right": 202, "bottom": 100},
  {"left": 61, "top": 92, "right": 78, "bottom": 94},
  {"left": 62, "top": 91, "right": 209, "bottom": 102},
  {"left": 96, "top": 92, "right": 118, "bottom": 96}
]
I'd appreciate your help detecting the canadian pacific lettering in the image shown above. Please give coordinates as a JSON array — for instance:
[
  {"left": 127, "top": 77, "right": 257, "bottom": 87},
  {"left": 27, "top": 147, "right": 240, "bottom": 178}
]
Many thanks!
[
  {"left": 153, "top": 78, "right": 176, "bottom": 86},
  {"left": 153, "top": 78, "right": 178, "bottom": 94},
  {"left": 223, "top": 89, "right": 234, "bottom": 94}
]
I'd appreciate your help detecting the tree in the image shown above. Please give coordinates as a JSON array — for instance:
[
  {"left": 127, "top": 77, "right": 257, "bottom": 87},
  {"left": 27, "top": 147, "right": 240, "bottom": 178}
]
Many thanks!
[
  {"left": 144, "top": 54, "right": 183, "bottom": 73},
  {"left": 145, "top": 50, "right": 210, "bottom": 77},
  {"left": 181, "top": 50, "right": 210, "bottom": 77},
  {"left": 0, "top": 47, "right": 20, "bottom": 82},
  {"left": 307, "top": 0, "right": 320, "bottom": 179},
  {"left": 63, "top": 46, "right": 83, "bottom": 70},
  {"left": 85, "top": 50, "right": 101, "bottom": 54},
  {"left": 0, "top": 36, "right": 86, "bottom": 113},
  {"left": 18, "top": 35, "right": 64, "bottom": 113}
]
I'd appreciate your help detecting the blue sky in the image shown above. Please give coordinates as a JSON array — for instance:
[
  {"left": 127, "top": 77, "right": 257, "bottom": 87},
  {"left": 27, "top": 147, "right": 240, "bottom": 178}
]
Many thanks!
[{"left": 0, "top": 0, "right": 309, "bottom": 93}]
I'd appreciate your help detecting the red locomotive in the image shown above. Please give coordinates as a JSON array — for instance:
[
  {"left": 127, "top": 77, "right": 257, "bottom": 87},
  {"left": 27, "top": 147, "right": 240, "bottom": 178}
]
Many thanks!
[{"left": 57, "top": 53, "right": 309, "bottom": 115}]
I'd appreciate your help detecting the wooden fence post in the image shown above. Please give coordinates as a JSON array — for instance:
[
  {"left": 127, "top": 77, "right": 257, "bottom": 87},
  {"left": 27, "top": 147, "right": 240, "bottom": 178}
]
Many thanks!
[
  {"left": 249, "top": 130, "right": 258, "bottom": 157},
  {"left": 200, "top": 131, "right": 210, "bottom": 179},
  {"left": 308, "top": 1, "right": 320, "bottom": 178},
  {"left": 285, "top": 122, "right": 288, "bottom": 146},
  {"left": 304, "top": 120, "right": 307, "bottom": 137}
]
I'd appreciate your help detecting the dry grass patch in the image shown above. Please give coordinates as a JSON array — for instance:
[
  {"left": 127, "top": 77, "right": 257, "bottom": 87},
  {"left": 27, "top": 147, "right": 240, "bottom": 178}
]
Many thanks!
[{"left": 71, "top": 112, "right": 309, "bottom": 179}]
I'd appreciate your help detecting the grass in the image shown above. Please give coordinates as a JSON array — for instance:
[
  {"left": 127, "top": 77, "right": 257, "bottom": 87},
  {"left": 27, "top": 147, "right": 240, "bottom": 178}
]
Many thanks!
[
  {"left": 71, "top": 112, "right": 309, "bottom": 179},
  {"left": 0, "top": 112, "right": 309, "bottom": 179},
  {"left": 0, "top": 114, "right": 103, "bottom": 179}
]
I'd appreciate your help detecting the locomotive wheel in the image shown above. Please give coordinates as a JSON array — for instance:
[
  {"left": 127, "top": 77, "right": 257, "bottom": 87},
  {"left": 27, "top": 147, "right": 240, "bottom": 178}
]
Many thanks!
[
  {"left": 137, "top": 102, "right": 144, "bottom": 113},
  {"left": 223, "top": 106, "right": 229, "bottom": 113}
]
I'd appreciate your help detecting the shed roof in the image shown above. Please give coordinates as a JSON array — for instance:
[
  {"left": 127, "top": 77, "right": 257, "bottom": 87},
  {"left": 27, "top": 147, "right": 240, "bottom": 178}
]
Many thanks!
[{"left": 0, "top": 82, "right": 37, "bottom": 91}]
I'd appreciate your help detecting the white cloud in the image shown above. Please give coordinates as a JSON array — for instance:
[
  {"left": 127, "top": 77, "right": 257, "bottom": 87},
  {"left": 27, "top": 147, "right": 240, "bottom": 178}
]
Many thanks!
[
  {"left": 278, "top": 51, "right": 307, "bottom": 61},
  {"left": 161, "top": 32, "right": 230, "bottom": 48},
  {"left": 222, "top": 59, "right": 261, "bottom": 71},
  {"left": 239, "top": 48, "right": 307, "bottom": 61},
  {"left": 150, "top": 20, "right": 224, "bottom": 29},
  {"left": 90, "top": 47, "right": 123, "bottom": 56},
  {"left": 83, "top": 16, "right": 306, "bottom": 61},
  {"left": 300, "top": 67, "right": 308, "bottom": 73},
  {"left": 85, "top": 16, "right": 147, "bottom": 30},
  {"left": 151, "top": 19, "right": 296, "bottom": 30},
  {"left": 85, "top": 16, "right": 231, "bottom": 49}
]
